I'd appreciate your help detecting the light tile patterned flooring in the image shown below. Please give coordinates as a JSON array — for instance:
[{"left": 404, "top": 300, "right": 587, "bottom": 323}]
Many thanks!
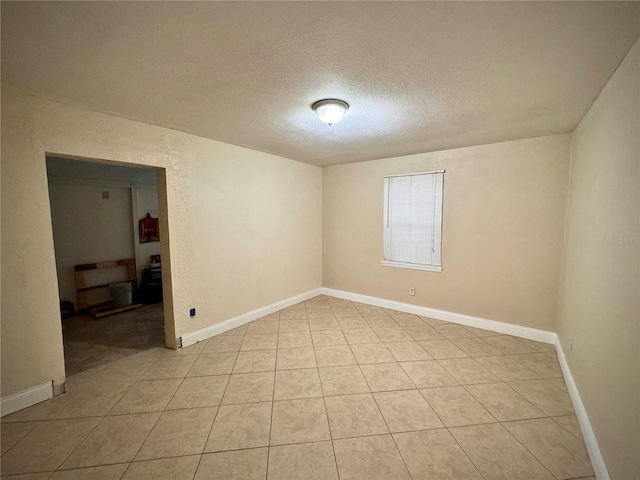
[{"left": 1, "top": 295, "right": 594, "bottom": 480}]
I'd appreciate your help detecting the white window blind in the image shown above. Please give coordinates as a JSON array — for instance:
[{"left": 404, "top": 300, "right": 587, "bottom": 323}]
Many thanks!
[{"left": 382, "top": 171, "right": 444, "bottom": 272}]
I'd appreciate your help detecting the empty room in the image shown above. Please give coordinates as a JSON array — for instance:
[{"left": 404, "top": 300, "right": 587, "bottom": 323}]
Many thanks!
[{"left": 0, "top": 2, "right": 638, "bottom": 480}]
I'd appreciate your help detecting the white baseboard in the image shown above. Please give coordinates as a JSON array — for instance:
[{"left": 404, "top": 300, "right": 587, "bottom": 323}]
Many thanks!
[
  {"left": 1, "top": 382, "right": 53, "bottom": 417},
  {"left": 321, "top": 287, "right": 556, "bottom": 344},
  {"left": 180, "top": 288, "right": 323, "bottom": 347},
  {"left": 181, "top": 286, "right": 555, "bottom": 347},
  {"left": 555, "top": 338, "right": 610, "bottom": 480}
]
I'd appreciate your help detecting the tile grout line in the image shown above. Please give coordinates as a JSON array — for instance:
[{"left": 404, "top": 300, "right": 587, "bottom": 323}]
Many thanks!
[
  {"left": 345, "top": 316, "right": 416, "bottom": 480},
  {"left": 264, "top": 311, "right": 282, "bottom": 480},
  {"left": 306, "top": 297, "right": 342, "bottom": 480},
  {"left": 461, "top": 382, "right": 548, "bottom": 422},
  {"left": 50, "top": 374, "right": 150, "bottom": 476},
  {"left": 444, "top": 424, "right": 491, "bottom": 480},
  {"left": 193, "top": 335, "right": 244, "bottom": 479},
  {"left": 549, "top": 415, "right": 583, "bottom": 440},
  {"left": 358, "top": 366, "right": 415, "bottom": 479},
  {"left": 351, "top": 303, "right": 570, "bottom": 480},
  {"left": 4, "top": 417, "right": 105, "bottom": 477},
  {"left": 122, "top": 355, "right": 202, "bottom": 478},
  {"left": 325, "top": 298, "right": 363, "bottom": 479},
  {"left": 421, "top": 324, "right": 560, "bottom": 478},
  {"left": 0, "top": 425, "right": 35, "bottom": 458},
  {"left": 450, "top": 383, "right": 570, "bottom": 476},
  {"left": 498, "top": 421, "right": 561, "bottom": 479}
]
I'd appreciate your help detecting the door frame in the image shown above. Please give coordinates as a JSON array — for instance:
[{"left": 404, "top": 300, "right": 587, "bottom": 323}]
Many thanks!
[{"left": 44, "top": 153, "right": 178, "bottom": 353}]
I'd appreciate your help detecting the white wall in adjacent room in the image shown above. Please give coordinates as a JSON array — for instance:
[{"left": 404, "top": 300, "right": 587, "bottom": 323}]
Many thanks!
[
  {"left": 47, "top": 181, "right": 135, "bottom": 310},
  {"left": 133, "top": 185, "right": 162, "bottom": 284}
]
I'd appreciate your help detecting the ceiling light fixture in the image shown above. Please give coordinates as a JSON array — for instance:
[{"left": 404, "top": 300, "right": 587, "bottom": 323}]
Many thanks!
[{"left": 312, "top": 99, "right": 349, "bottom": 126}]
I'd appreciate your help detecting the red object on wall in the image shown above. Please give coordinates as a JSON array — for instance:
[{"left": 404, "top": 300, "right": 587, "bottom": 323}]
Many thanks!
[{"left": 139, "top": 213, "right": 159, "bottom": 243}]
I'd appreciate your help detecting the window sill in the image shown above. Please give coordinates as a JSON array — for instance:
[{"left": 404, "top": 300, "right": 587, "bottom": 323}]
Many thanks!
[{"left": 381, "top": 260, "right": 442, "bottom": 272}]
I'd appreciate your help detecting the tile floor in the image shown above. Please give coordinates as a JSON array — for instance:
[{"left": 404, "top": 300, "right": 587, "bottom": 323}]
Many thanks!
[
  {"left": 1, "top": 295, "right": 595, "bottom": 480},
  {"left": 62, "top": 304, "right": 165, "bottom": 376}
]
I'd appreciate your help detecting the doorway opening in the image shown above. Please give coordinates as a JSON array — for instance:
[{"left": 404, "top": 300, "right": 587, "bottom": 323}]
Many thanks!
[{"left": 45, "top": 155, "right": 174, "bottom": 376}]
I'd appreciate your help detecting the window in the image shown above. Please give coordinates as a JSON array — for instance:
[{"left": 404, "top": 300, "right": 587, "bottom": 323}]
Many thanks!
[{"left": 382, "top": 170, "right": 444, "bottom": 272}]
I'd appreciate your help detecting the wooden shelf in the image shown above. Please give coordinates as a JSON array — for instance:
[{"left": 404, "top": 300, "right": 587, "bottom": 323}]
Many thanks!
[
  {"left": 75, "top": 258, "right": 137, "bottom": 311},
  {"left": 77, "top": 278, "right": 137, "bottom": 292},
  {"left": 75, "top": 259, "right": 135, "bottom": 271}
]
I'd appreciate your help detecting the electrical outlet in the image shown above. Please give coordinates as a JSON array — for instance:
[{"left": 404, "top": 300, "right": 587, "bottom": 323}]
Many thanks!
[
  {"left": 569, "top": 337, "right": 573, "bottom": 351},
  {"left": 189, "top": 308, "right": 196, "bottom": 317},
  {"left": 409, "top": 287, "right": 415, "bottom": 296}
]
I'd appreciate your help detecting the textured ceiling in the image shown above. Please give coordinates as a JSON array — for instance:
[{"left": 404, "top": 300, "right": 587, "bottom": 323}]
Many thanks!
[{"left": 2, "top": 2, "right": 639, "bottom": 167}]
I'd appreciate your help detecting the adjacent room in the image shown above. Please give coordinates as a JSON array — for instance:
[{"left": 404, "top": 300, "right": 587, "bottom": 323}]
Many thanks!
[
  {"left": 46, "top": 157, "right": 167, "bottom": 375},
  {"left": 1, "top": 2, "right": 638, "bottom": 480}
]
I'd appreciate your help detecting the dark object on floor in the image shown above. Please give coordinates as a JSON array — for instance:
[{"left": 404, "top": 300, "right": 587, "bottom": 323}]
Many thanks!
[
  {"left": 142, "top": 266, "right": 163, "bottom": 303},
  {"left": 60, "top": 300, "right": 75, "bottom": 318},
  {"left": 110, "top": 281, "right": 133, "bottom": 307}
]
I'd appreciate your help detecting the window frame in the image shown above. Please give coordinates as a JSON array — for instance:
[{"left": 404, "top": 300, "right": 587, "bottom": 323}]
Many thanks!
[{"left": 381, "top": 170, "right": 445, "bottom": 273}]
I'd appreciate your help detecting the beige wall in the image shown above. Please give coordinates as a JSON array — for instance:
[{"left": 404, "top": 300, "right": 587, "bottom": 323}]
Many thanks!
[
  {"left": 557, "top": 39, "right": 639, "bottom": 480},
  {"left": 0, "top": 90, "right": 322, "bottom": 398},
  {"left": 186, "top": 137, "right": 322, "bottom": 334},
  {"left": 323, "top": 134, "right": 571, "bottom": 331}
]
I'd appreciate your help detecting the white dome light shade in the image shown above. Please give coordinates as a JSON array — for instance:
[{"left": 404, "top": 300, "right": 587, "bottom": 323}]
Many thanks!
[{"left": 312, "top": 99, "right": 349, "bottom": 125}]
